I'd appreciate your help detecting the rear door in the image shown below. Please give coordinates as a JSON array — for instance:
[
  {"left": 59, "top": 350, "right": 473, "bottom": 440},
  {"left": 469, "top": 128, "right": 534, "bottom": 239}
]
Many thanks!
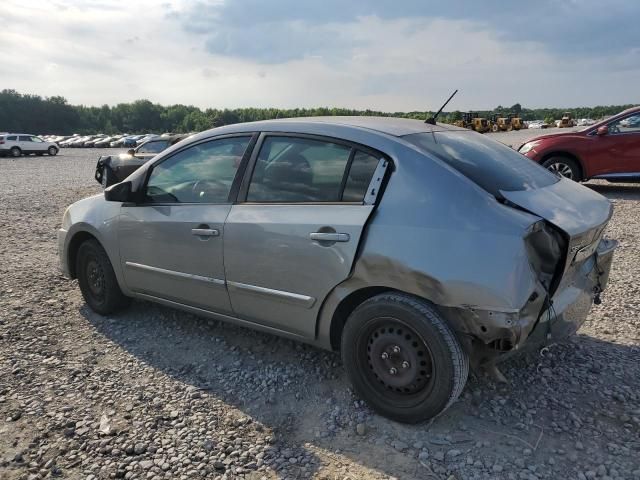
[
  {"left": 18, "top": 135, "right": 33, "bottom": 153},
  {"left": 223, "top": 134, "right": 388, "bottom": 337}
]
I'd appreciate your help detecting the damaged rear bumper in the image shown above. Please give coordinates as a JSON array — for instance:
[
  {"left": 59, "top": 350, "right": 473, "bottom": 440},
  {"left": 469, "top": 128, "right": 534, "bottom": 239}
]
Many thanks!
[
  {"left": 522, "top": 237, "right": 616, "bottom": 348},
  {"left": 450, "top": 238, "right": 617, "bottom": 366}
]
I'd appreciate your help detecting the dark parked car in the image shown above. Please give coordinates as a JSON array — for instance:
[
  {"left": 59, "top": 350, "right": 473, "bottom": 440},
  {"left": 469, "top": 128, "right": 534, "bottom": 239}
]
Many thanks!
[
  {"left": 95, "top": 135, "right": 187, "bottom": 187},
  {"left": 519, "top": 106, "right": 640, "bottom": 181},
  {"left": 61, "top": 117, "right": 616, "bottom": 423}
]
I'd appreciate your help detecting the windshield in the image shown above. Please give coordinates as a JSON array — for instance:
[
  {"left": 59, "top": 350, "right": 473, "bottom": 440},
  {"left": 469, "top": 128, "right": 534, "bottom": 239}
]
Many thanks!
[{"left": 403, "top": 131, "right": 558, "bottom": 197}]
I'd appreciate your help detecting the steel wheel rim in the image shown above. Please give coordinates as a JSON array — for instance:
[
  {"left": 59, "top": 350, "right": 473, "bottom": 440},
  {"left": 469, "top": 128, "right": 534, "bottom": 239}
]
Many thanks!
[
  {"left": 547, "top": 162, "right": 573, "bottom": 179},
  {"left": 86, "top": 258, "right": 105, "bottom": 298},
  {"left": 362, "top": 317, "right": 435, "bottom": 398}
]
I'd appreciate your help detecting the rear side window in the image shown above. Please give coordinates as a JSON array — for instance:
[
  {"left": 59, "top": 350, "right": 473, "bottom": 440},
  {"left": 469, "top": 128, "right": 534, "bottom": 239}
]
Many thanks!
[
  {"left": 138, "top": 140, "right": 168, "bottom": 154},
  {"left": 403, "top": 131, "right": 558, "bottom": 196},
  {"left": 342, "top": 151, "right": 380, "bottom": 202},
  {"left": 247, "top": 137, "right": 352, "bottom": 202},
  {"left": 7, "top": 136, "right": 16, "bottom": 141}
]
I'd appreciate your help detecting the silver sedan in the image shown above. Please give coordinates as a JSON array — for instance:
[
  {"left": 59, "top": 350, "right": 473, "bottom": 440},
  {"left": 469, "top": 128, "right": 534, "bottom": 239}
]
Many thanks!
[{"left": 58, "top": 117, "right": 616, "bottom": 423}]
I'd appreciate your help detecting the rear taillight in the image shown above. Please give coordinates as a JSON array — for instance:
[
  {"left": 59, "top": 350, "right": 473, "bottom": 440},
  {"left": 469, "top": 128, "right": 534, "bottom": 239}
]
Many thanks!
[{"left": 0, "top": 140, "right": 4, "bottom": 144}]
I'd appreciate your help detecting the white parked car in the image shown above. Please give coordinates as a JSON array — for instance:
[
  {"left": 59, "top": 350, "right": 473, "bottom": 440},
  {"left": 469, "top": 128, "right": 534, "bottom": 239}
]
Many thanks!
[{"left": 0, "top": 133, "right": 59, "bottom": 157}]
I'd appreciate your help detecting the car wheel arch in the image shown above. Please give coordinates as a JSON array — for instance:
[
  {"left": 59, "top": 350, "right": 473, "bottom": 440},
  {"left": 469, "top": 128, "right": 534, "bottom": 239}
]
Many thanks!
[
  {"left": 328, "top": 286, "right": 446, "bottom": 351},
  {"left": 540, "top": 151, "right": 586, "bottom": 180},
  {"left": 67, "top": 231, "right": 101, "bottom": 279}
]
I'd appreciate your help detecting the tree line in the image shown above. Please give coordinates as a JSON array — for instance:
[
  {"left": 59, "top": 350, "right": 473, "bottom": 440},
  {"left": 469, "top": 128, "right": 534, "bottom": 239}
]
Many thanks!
[{"left": 0, "top": 90, "right": 635, "bottom": 135}]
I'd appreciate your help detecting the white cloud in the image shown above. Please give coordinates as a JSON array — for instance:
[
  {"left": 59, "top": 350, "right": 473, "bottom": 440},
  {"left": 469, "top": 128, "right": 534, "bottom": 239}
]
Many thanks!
[{"left": 0, "top": 0, "right": 637, "bottom": 110}]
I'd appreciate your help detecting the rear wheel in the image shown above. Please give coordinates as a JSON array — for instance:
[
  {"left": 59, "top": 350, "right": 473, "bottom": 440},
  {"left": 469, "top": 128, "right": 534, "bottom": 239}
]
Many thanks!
[
  {"left": 491, "top": 124, "right": 499, "bottom": 132},
  {"left": 10, "top": 147, "right": 21, "bottom": 157},
  {"left": 48, "top": 146, "right": 58, "bottom": 156},
  {"left": 542, "top": 156, "right": 581, "bottom": 181},
  {"left": 341, "top": 293, "right": 468, "bottom": 423},
  {"left": 76, "top": 239, "right": 130, "bottom": 315}
]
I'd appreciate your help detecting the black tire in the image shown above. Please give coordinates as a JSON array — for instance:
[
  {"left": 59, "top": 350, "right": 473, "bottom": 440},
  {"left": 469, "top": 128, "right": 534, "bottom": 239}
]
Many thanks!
[
  {"left": 48, "top": 146, "right": 58, "bottom": 156},
  {"left": 542, "top": 156, "right": 581, "bottom": 181},
  {"left": 76, "top": 239, "right": 130, "bottom": 315},
  {"left": 341, "top": 293, "right": 468, "bottom": 423},
  {"left": 10, "top": 147, "right": 21, "bottom": 158}
]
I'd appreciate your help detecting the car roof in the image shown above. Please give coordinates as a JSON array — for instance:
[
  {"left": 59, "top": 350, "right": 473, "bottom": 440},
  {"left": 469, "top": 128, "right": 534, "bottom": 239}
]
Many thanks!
[
  {"left": 619, "top": 105, "right": 640, "bottom": 116},
  {"left": 211, "top": 116, "right": 466, "bottom": 138}
]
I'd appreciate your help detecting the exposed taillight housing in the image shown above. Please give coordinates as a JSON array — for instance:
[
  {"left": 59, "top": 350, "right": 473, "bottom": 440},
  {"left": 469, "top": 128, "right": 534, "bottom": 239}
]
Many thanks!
[{"left": 524, "top": 221, "right": 567, "bottom": 296}]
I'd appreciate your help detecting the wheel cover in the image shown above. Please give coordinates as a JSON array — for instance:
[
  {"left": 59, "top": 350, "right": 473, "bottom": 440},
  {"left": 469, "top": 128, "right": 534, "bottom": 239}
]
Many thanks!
[
  {"left": 547, "top": 162, "right": 573, "bottom": 179},
  {"left": 363, "top": 318, "right": 435, "bottom": 396},
  {"left": 85, "top": 258, "right": 105, "bottom": 299}
]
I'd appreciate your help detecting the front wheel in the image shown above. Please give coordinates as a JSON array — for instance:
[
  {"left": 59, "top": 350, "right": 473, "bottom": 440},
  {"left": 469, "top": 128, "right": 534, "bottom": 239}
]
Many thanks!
[
  {"left": 48, "top": 146, "right": 58, "bottom": 156},
  {"left": 341, "top": 293, "right": 468, "bottom": 423},
  {"left": 542, "top": 156, "right": 581, "bottom": 181},
  {"left": 76, "top": 239, "right": 130, "bottom": 315}
]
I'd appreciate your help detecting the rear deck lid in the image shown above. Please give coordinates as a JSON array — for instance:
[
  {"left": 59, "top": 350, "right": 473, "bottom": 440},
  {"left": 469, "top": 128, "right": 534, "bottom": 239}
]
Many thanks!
[{"left": 499, "top": 177, "right": 612, "bottom": 237}]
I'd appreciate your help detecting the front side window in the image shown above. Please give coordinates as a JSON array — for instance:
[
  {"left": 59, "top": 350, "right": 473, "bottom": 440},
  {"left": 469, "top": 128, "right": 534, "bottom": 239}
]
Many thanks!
[
  {"left": 31, "top": 136, "right": 43, "bottom": 143},
  {"left": 19, "top": 136, "right": 31, "bottom": 142},
  {"left": 145, "top": 136, "right": 251, "bottom": 204},
  {"left": 247, "top": 136, "right": 359, "bottom": 202},
  {"left": 138, "top": 140, "right": 169, "bottom": 154},
  {"left": 608, "top": 115, "right": 640, "bottom": 134}
]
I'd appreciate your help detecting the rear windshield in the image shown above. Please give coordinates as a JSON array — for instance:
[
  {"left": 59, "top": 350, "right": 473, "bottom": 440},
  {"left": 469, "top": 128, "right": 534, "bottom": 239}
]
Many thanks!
[{"left": 403, "top": 131, "right": 558, "bottom": 196}]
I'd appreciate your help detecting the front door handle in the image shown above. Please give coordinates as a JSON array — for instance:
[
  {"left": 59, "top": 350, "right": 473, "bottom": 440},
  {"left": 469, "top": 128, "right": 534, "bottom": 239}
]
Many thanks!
[
  {"left": 192, "top": 228, "right": 219, "bottom": 237},
  {"left": 309, "top": 232, "right": 350, "bottom": 242}
]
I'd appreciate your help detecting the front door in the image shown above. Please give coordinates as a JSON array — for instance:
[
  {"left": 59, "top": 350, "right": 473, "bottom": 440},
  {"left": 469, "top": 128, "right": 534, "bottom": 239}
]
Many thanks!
[
  {"left": 592, "top": 114, "right": 640, "bottom": 175},
  {"left": 119, "top": 135, "right": 253, "bottom": 313},
  {"left": 224, "top": 134, "right": 387, "bottom": 337}
]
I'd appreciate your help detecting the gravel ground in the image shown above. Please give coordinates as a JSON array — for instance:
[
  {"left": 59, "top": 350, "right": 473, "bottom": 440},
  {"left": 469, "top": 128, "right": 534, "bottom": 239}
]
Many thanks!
[{"left": 1, "top": 136, "right": 639, "bottom": 480}]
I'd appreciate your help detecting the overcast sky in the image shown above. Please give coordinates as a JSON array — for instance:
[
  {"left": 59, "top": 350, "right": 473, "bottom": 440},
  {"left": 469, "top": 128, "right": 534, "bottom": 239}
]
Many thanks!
[{"left": 1, "top": 0, "right": 639, "bottom": 111}]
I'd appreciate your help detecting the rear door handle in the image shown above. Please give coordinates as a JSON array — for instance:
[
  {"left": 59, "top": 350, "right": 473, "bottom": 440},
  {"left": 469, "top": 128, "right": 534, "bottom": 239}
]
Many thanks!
[
  {"left": 309, "top": 232, "right": 350, "bottom": 242},
  {"left": 192, "top": 228, "right": 219, "bottom": 237}
]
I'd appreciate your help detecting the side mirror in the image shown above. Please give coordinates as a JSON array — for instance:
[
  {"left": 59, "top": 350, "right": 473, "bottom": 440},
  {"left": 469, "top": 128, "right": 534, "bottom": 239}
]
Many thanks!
[
  {"left": 127, "top": 149, "right": 135, "bottom": 155},
  {"left": 596, "top": 126, "right": 608, "bottom": 136},
  {"left": 104, "top": 181, "right": 133, "bottom": 202}
]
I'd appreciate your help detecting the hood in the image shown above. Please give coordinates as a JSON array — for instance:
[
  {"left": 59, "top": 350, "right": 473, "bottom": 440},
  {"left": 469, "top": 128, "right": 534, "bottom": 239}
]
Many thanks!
[
  {"left": 500, "top": 177, "right": 612, "bottom": 238},
  {"left": 522, "top": 131, "right": 584, "bottom": 144}
]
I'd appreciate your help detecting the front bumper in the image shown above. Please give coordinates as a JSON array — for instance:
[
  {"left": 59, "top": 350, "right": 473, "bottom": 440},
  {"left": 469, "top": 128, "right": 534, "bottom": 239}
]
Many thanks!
[{"left": 58, "top": 228, "right": 71, "bottom": 278}]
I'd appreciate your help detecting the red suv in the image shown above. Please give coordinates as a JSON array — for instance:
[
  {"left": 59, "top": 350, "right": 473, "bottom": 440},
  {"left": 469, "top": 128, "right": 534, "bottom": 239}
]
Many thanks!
[{"left": 518, "top": 106, "right": 640, "bottom": 182}]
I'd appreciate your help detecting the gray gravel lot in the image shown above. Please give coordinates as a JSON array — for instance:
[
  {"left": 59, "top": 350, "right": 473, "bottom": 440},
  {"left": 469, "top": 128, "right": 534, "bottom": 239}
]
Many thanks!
[{"left": 1, "top": 133, "right": 639, "bottom": 480}]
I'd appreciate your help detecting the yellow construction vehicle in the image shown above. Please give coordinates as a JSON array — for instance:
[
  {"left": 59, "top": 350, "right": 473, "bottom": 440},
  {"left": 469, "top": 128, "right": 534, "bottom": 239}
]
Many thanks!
[
  {"left": 490, "top": 114, "right": 512, "bottom": 132},
  {"left": 455, "top": 112, "right": 490, "bottom": 133},
  {"left": 558, "top": 112, "right": 575, "bottom": 128},
  {"left": 511, "top": 114, "right": 526, "bottom": 130}
]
